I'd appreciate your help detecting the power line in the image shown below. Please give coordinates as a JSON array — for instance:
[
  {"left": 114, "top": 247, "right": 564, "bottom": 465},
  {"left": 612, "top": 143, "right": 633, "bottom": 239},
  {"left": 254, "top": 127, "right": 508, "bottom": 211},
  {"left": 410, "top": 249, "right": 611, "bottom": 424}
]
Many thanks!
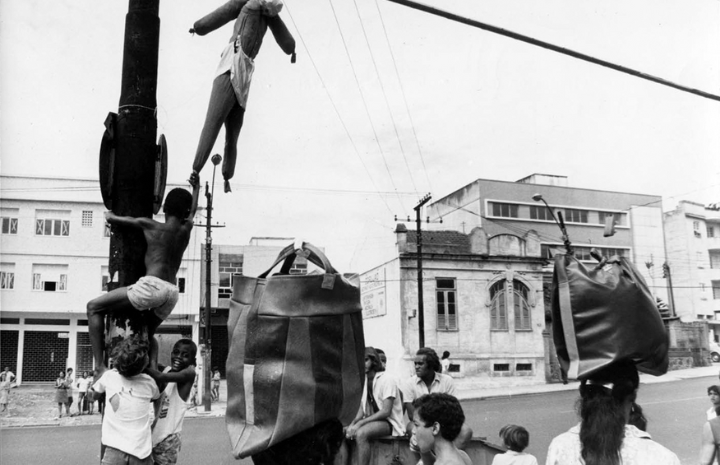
[
  {"left": 283, "top": 2, "right": 396, "bottom": 215},
  {"left": 373, "top": 0, "right": 433, "bottom": 193},
  {"left": 350, "top": 0, "right": 418, "bottom": 194},
  {"left": 326, "top": 0, "right": 407, "bottom": 211}
]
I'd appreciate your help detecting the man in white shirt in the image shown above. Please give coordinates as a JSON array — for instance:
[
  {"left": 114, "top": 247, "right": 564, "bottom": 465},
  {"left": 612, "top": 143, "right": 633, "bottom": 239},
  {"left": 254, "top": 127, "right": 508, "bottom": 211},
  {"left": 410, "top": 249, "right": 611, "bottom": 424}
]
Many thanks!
[
  {"left": 402, "top": 348, "right": 473, "bottom": 465},
  {"left": 343, "top": 347, "right": 404, "bottom": 465}
]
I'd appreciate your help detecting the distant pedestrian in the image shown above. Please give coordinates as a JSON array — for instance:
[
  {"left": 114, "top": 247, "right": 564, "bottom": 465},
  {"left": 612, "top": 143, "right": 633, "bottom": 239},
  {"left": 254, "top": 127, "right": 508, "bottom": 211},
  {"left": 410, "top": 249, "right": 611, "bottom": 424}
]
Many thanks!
[
  {"left": 86, "top": 376, "right": 97, "bottom": 415},
  {"left": 76, "top": 371, "right": 91, "bottom": 415},
  {"left": 65, "top": 367, "right": 75, "bottom": 414},
  {"left": 2, "top": 367, "right": 16, "bottom": 384},
  {"left": 54, "top": 370, "right": 70, "bottom": 418},
  {"left": 188, "top": 365, "right": 201, "bottom": 408},
  {"left": 441, "top": 351, "right": 451, "bottom": 374},
  {"left": 211, "top": 367, "right": 221, "bottom": 401},
  {"left": 491, "top": 424, "right": 537, "bottom": 465},
  {"left": 0, "top": 372, "right": 17, "bottom": 414}
]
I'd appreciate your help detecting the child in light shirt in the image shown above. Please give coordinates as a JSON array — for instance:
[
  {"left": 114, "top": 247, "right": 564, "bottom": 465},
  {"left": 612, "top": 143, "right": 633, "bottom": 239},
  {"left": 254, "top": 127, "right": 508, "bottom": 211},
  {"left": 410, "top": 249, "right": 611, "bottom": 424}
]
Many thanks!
[
  {"left": 92, "top": 336, "right": 160, "bottom": 465},
  {"left": 491, "top": 424, "right": 538, "bottom": 465},
  {"left": 145, "top": 339, "right": 197, "bottom": 465}
]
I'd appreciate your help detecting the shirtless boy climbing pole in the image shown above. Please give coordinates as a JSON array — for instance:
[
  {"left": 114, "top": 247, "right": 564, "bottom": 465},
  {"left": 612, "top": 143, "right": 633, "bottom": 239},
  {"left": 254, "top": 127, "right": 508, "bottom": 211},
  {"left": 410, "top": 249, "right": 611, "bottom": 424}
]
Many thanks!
[{"left": 87, "top": 173, "right": 200, "bottom": 379}]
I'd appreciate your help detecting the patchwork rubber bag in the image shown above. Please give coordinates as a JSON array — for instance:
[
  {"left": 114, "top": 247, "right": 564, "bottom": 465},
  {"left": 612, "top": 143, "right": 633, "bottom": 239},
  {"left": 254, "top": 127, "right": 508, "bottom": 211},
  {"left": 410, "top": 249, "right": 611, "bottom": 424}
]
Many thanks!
[
  {"left": 225, "top": 242, "right": 365, "bottom": 458},
  {"left": 551, "top": 253, "right": 669, "bottom": 381}
]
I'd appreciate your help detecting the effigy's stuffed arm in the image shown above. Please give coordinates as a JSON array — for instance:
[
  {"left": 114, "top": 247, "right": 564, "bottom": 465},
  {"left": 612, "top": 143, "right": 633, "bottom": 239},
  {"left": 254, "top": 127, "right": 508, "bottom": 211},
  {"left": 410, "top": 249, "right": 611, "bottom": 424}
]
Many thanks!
[
  {"left": 190, "top": 0, "right": 249, "bottom": 36},
  {"left": 267, "top": 15, "right": 295, "bottom": 57}
]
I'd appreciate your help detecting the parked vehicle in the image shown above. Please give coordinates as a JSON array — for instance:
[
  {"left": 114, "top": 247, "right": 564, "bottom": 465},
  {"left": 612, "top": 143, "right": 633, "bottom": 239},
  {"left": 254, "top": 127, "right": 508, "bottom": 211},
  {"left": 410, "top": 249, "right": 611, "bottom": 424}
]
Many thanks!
[{"left": 710, "top": 342, "right": 720, "bottom": 363}]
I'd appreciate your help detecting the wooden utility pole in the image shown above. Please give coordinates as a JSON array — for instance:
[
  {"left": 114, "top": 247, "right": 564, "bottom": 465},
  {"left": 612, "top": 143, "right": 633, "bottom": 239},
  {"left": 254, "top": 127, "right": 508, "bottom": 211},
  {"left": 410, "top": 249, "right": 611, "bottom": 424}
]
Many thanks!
[
  {"left": 103, "top": 0, "right": 161, "bottom": 349},
  {"left": 414, "top": 194, "right": 431, "bottom": 349},
  {"left": 97, "top": 0, "right": 162, "bottom": 459}
]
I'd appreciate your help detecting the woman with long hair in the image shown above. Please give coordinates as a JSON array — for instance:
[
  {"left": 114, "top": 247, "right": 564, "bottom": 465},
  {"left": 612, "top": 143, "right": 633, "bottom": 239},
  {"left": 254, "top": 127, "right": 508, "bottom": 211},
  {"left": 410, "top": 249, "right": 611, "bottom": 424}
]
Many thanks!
[
  {"left": 546, "top": 361, "right": 679, "bottom": 465},
  {"left": 54, "top": 370, "right": 70, "bottom": 418}
]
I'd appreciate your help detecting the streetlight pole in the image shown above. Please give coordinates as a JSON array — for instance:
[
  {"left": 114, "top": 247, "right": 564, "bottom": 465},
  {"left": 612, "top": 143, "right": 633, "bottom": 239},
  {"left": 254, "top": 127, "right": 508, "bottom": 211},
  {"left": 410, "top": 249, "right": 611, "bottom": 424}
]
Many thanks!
[
  {"left": 203, "top": 154, "right": 222, "bottom": 412},
  {"left": 532, "top": 194, "right": 573, "bottom": 255},
  {"left": 414, "top": 194, "right": 431, "bottom": 349}
]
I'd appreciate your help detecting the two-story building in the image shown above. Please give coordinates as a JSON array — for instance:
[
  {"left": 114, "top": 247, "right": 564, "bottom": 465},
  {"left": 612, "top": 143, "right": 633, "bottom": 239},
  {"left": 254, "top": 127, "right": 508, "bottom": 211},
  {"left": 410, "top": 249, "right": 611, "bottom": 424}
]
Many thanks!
[
  {"left": 0, "top": 175, "right": 203, "bottom": 383},
  {"left": 200, "top": 238, "right": 310, "bottom": 374},
  {"left": 664, "top": 201, "right": 720, "bottom": 329},
  {"left": 427, "top": 174, "right": 667, "bottom": 284},
  {"left": 360, "top": 174, "right": 670, "bottom": 386}
]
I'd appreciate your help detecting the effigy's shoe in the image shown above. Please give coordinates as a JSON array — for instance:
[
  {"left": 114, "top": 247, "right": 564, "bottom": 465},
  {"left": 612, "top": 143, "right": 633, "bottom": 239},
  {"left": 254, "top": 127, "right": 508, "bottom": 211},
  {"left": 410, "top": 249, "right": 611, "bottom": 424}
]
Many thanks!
[{"left": 224, "top": 180, "right": 232, "bottom": 193}]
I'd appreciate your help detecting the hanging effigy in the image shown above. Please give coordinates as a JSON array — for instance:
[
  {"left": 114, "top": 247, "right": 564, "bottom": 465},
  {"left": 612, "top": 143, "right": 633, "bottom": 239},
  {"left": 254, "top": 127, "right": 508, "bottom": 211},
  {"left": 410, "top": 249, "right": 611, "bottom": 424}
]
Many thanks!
[{"left": 190, "top": 0, "right": 296, "bottom": 193}]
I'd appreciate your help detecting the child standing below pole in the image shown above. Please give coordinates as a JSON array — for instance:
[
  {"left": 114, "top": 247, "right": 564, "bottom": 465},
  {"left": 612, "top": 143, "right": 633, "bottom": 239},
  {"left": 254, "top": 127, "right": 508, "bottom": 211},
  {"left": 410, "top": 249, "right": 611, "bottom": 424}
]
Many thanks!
[
  {"left": 491, "top": 425, "right": 538, "bottom": 465},
  {"left": 145, "top": 339, "right": 197, "bottom": 465},
  {"left": 91, "top": 336, "right": 161, "bottom": 465}
]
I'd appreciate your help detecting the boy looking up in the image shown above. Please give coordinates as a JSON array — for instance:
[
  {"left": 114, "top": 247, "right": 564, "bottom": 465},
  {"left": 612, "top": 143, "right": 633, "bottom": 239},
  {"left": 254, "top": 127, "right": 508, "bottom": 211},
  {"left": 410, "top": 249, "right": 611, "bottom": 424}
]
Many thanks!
[
  {"left": 145, "top": 339, "right": 197, "bottom": 465},
  {"left": 92, "top": 336, "right": 160, "bottom": 465},
  {"left": 411, "top": 393, "right": 471, "bottom": 465},
  {"left": 87, "top": 174, "right": 200, "bottom": 379}
]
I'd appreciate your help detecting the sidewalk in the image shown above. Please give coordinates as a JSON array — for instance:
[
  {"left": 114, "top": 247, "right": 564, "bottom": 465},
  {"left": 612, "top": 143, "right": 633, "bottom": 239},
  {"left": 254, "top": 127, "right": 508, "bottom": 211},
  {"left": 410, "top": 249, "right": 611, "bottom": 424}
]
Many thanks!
[
  {"left": 0, "top": 381, "right": 227, "bottom": 429},
  {"left": 2, "top": 365, "right": 718, "bottom": 428},
  {"left": 454, "top": 363, "right": 720, "bottom": 401}
]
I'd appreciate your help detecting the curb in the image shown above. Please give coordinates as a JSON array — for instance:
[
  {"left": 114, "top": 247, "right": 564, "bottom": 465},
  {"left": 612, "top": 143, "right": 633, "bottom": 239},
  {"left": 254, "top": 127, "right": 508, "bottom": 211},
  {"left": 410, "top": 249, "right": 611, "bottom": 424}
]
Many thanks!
[{"left": 2, "top": 366, "right": 717, "bottom": 428}]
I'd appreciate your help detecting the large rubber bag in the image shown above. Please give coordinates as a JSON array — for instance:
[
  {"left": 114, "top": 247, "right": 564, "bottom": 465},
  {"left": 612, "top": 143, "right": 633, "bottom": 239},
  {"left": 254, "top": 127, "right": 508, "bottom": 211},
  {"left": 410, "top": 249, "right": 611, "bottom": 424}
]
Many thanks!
[
  {"left": 551, "top": 253, "right": 669, "bottom": 381},
  {"left": 225, "top": 242, "right": 365, "bottom": 458}
]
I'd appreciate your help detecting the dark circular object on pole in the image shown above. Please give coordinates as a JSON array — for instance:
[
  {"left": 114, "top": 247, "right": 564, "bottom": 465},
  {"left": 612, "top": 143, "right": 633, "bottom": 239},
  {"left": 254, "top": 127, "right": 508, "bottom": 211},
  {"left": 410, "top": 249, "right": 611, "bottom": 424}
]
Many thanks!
[
  {"left": 153, "top": 133, "right": 168, "bottom": 214},
  {"left": 99, "top": 112, "right": 118, "bottom": 211}
]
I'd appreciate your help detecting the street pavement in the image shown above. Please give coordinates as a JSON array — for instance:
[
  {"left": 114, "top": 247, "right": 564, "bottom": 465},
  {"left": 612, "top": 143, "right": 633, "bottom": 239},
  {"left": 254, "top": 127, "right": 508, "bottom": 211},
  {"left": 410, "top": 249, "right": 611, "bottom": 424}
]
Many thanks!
[{"left": 1, "top": 364, "right": 718, "bottom": 464}]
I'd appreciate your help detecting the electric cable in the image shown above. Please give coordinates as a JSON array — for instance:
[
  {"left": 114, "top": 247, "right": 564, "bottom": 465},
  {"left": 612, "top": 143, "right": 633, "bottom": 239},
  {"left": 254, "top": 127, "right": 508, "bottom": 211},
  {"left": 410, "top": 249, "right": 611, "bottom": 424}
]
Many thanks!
[
  {"left": 350, "top": 0, "right": 418, "bottom": 194},
  {"left": 326, "top": 0, "right": 407, "bottom": 212}
]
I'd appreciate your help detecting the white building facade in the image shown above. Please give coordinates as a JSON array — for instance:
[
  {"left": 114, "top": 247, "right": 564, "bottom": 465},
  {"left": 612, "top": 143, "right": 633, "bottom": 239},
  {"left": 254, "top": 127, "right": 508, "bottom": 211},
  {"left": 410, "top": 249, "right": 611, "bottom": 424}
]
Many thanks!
[
  {"left": 427, "top": 175, "right": 669, "bottom": 302},
  {"left": 360, "top": 174, "right": 670, "bottom": 387},
  {"left": 0, "top": 175, "right": 203, "bottom": 383},
  {"left": 664, "top": 201, "right": 720, "bottom": 326},
  {"left": 362, "top": 227, "right": 548, "bottom": 387}
]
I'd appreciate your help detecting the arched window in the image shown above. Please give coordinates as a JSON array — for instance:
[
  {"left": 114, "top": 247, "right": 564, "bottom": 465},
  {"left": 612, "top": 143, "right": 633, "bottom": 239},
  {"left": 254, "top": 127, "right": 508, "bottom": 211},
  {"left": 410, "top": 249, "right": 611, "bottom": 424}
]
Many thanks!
[
  {"left": 490, "top": 280, "right": 507, "bottom": 330},
  {"left": 489, "top": 279, "right": 533, "bottom": 331},
  {"left": 513, "top": 279, "right": 531, "bottom": 330}
]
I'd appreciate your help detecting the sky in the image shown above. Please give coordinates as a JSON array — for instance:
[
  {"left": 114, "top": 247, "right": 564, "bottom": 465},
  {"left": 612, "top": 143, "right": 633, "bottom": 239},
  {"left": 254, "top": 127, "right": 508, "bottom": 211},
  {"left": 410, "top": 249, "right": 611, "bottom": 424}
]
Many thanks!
[{"left": 1, "top": 0, "right": 719, "bottom": 273}]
